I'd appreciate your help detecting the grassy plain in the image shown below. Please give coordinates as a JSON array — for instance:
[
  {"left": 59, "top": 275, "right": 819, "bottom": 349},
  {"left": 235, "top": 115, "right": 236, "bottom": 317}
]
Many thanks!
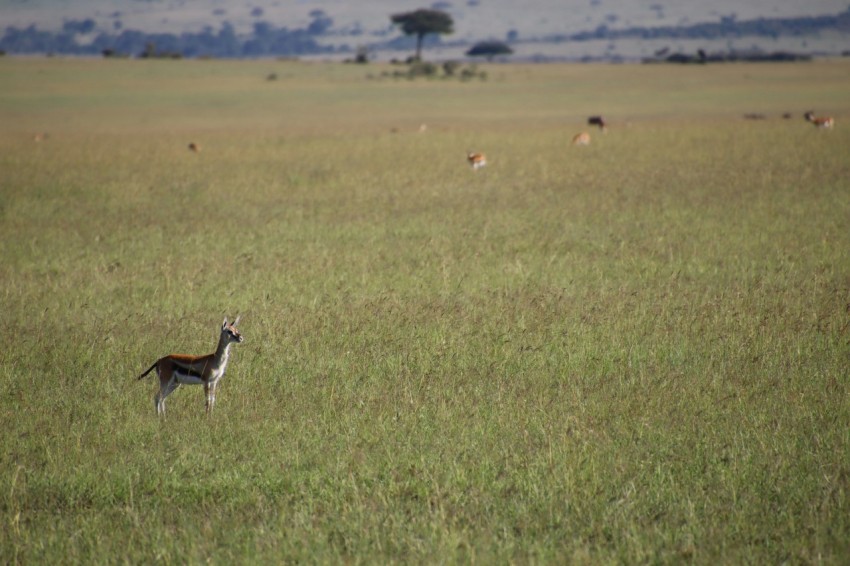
[{"left": 1, "top": 58, "right": 849, "bottom": 564}]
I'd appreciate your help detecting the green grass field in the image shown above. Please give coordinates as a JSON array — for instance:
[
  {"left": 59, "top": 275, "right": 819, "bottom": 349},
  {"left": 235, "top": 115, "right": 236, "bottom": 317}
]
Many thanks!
[{"left": 1, "top": 58, "right": 849, "bottom": 564}]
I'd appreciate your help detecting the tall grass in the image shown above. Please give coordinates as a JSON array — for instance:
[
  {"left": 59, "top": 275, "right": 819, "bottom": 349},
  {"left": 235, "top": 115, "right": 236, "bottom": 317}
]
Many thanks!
[{"left": 1, "top": 59, "right": 849, "bottom": 563}]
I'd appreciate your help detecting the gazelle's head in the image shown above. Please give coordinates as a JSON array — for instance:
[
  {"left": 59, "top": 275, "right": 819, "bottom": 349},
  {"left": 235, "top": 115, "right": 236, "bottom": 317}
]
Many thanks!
[
  {"left": 222, "top": 316, "right": 244, "bottom": 344},
  {"left": 803, "top": 111, "right": 815, "bottom": 122}
]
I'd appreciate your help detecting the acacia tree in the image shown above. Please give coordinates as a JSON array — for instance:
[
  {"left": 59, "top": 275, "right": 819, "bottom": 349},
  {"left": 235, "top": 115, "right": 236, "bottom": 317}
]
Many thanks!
[{"left": 390, "top": 9, "right": 453, "bottom": 61}]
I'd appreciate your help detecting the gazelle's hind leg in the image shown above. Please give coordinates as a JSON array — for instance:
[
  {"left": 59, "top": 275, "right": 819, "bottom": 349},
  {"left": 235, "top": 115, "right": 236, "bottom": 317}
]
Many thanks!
[{"left": 155, "top": 377, "right": 180, "bottom": 416}]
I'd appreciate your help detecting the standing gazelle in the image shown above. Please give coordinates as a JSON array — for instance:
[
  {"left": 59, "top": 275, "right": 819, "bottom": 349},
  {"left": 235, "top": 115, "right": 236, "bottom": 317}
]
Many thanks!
[
  {"left": 804, "top": 111, "right": 834, "bottom": 129},
  {"left": 467, "top": 152, "right": 487, "bottom": 170},
  {"left": 137, "top": 316, "right": 244, "bottom": 416},
  {"left": 572, "top": 132, "right": 591, "bottom": 146}
]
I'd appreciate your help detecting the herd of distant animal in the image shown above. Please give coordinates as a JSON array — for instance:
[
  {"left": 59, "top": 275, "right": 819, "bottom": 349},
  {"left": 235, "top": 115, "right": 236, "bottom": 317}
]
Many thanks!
[
  {"left": 742, "top": 110, "right": 834, "bottom": 129},
  {"left": 469, "top": 115, "right": 605, "bottom": 168},
  {"left": 464, "top": 111, "right": 836, "bottom": 171},
  {"left": 32, "top": 110, "right": 834, "bottom": 177},
  {"left": 184, "top": 109, "right": 834, "bottom": 174}
]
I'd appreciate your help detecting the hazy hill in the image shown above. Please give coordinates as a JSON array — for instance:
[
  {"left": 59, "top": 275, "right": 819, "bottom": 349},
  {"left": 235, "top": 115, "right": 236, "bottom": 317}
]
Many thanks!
[{"left": 1, "top": 0, "right": 849, "bottom": 60}]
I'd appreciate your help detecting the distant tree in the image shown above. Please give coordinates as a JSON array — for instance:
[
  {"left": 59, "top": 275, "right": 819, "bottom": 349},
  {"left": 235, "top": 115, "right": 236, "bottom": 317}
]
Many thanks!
[
  {"left": 63, "top": 19, "right": 97, "bottom": 35},
  {"left": 307, "top": 10, "right": 333, "bottom": 35},
  {"left": 216, "top": 21, "right": 240, "bottom": 57},
  {"left": 139, "top": 41, "right": 156, "bottom": 58},
  {"left": 253, "top": 21, "right": 274, "bottom": 38},
  {"left": 390, "top": 8, "right": 453, "bottom": 61},
  {"left": 466, "top": 40, "right": 513, "bottom": 61},
  {"left": 354, "top": 45, "right": 369, "bottom": 63}
]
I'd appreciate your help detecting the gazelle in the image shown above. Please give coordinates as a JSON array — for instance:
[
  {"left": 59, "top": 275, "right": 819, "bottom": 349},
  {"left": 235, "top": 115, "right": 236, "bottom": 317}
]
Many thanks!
[
  {"left": 572, "top": 131, "right": 591, "bottom": 146},
  {"left": 467, "top": 152, "right": 487, "bottom": 170},
  {"left": 137, "top": 316, "right": 244, "bottom": 416},
  {"left": 804, "top": 111, "right": 834, "bottom": 129},
  {"left": 188, "top": 142, "right": 201, "bottom": 152}
]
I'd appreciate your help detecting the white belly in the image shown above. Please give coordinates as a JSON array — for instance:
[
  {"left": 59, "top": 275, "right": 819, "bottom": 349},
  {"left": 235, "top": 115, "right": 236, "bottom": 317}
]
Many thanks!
[{"left": 175, "top": 371, "right": 205, "bottom": 385}]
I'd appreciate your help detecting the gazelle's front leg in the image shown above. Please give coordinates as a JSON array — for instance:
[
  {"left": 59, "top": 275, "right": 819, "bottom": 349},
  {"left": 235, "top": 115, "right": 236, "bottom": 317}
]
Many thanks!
[{"left": 204, "top": 382, "right": 217, "bottom": 413}]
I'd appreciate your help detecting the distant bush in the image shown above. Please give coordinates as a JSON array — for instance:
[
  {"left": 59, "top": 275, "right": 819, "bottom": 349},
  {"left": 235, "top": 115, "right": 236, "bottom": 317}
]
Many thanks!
[
  {"left": 409, "top": 61, "right": 438, "bottom": 77},
  {"left": 460, "top": 64, "right": 487, "bottom": 81},
  {"left": 101, "top": 49, "right": 129, "bottom": 58},
  {"left": 376, "top": 60, "right": 487, "bottom": 82},
  {"left": 442, "top": 60, "right": 460, "bottom": 76},
  {"left": 645, "top": 49, "right": 812, "bottom": 64},
  {"left": 343, "top": 46, "right": 369, "bottom": 64},
  {"left": 466, "top": 40, "right": 513, "bottom": 61}
]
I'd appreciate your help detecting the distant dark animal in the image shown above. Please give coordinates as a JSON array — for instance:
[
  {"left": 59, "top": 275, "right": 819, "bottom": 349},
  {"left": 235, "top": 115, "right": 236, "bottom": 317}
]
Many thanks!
[
  {"left": 804, "top": 111, "right": 834, "bottom": 129},
  {"left": 743, "top": 113, "right": 767, "bottom": 120},
  {"left": 587, "top": 116, "right": 607, "bottom": 132},
  {"left": 782, "top": 113, "right": 792, "bottom": 119},
  {"left": 188, "top": 142, "right": 201, "bottom": 153}
]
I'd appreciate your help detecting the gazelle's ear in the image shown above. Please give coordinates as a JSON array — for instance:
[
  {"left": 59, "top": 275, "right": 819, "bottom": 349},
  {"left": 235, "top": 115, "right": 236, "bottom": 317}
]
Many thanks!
[
  {"left": 233, "top": 314, "right": 242, "bottom": 326},
  {"left": 222, "top": 317, "right": 228, "bottom": 328}
]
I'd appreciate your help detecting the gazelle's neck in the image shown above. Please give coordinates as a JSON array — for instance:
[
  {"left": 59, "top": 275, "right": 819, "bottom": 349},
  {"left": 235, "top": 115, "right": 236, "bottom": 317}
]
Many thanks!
[{"left": 214, "top": 334, "right": 234, "bottom": 369}]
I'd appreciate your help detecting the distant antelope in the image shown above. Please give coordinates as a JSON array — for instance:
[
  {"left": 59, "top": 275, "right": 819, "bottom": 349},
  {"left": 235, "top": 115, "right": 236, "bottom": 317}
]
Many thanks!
[
  {"left": 804, "top": 111, "right": 834, "bottom": 129},
  {"left": 33, "top": 133, "right": 47, "bottom": 142},
  {"left": 188, "top": 142, "right": 201, "bottom": 152},
  {"left": 587, "top": 116, "right": 607, "bottom": 132},
  {"left": 467, "top": 152, "right": 487, "bottom": 170},
  {"left": 137, "top": 316, "right": 244, "bottom": 416},
  {"left": 572, "top": 132, "right": 591, "bottom": 146}
]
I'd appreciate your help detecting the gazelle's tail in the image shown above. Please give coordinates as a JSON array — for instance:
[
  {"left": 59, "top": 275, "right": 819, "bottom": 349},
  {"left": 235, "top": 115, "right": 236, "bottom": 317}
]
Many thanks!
[{"left": 137, "top": 362, "right": 157, "bottom": 380}]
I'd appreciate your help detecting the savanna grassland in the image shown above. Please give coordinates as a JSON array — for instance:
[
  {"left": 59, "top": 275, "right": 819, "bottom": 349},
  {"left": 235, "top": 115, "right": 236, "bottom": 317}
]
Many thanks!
[{"left": 1, "top": 58, "right": 849, "bottom": 564}]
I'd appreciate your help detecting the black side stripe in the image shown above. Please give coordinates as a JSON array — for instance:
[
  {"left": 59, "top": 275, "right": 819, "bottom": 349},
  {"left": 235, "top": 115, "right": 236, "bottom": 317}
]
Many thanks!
[{"left": 173, "top": 363, "right": 206, "bottom": 380}]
